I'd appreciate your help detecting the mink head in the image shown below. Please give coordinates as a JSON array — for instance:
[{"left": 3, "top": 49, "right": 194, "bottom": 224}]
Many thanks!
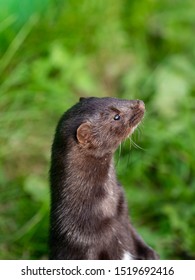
[{"left": 57, "top": 97, "right": 145, "bottom": 157}]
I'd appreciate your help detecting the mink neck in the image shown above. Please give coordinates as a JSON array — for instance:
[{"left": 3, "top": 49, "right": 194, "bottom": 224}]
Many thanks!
[
  {"left": 67, "top": 144, "right": 114, "bottom": 188},
  {"left": 50, "top": 141, "right": 117, "bottom": 204}
]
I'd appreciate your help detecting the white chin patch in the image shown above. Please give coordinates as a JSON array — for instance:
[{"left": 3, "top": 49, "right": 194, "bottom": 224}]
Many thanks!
[
  {"left": 128, "top": 124, "right": 138, "bottom": 137},
  {"left": 122, "top": 251, "right": 134, "bottom": 260},
  {"left": 132, "top": 124, "right": 138, "bottom": 134}
]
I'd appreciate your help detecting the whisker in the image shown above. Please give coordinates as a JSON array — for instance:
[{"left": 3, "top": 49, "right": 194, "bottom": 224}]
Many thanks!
[
  {"left": 116, "top": 142, "right": 122, "bottom": 166},
  {"left": 128, "top": 135, "right": 132, "bottom": 150},
  {"left": 136, "top": 125, "right": 143, "bottom": 141},
  {"left": 129, "top": 136, "right": 146, "bottom": 151},
  {"left": 127, "top": 136, "right": 132, "bottom": 166},
  {"left": 119, "top": 142, "right": 122, "bottom": 158},
  {"left": 137, "top": 128, "right": 141, "bottom": 142}
]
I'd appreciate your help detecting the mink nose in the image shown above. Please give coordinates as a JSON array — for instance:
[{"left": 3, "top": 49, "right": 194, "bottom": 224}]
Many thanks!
[
  {"left": 137, "top": 100, "right": 145, "bottom": 110},
  {"left": 130, "top": 100, "right": 145, "bottom": 110}
]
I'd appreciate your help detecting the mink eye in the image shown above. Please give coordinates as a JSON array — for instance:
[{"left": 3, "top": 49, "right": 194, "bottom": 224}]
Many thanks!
[{"left": 114, "top": 114, "right": 120, "bottom": 120}]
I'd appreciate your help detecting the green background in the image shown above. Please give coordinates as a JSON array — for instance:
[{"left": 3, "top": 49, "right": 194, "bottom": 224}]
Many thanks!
[{"left": 0, "top": 0, "right": 195, "bottom": 259}]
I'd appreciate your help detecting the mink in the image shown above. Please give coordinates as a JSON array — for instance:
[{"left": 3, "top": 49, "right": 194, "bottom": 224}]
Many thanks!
[{"left": 49, "top": 97, "right": 159, "bottom": 260}]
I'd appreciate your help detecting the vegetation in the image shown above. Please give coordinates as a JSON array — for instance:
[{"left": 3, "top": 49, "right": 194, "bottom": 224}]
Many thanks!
[{"left": 0, "top": 0, "right": 195, "bottom": 259}]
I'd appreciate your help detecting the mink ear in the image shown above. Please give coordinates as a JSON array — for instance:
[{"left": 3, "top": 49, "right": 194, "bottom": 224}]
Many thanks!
[
  {"left": 77, "top": 122, "right": 91, "bottom": 145},
  {"left": 79, "top": 97, "right": 93, "bottom": 102},
  {"left": 79, "top": 97, "right": 86, "bottom": 102}
]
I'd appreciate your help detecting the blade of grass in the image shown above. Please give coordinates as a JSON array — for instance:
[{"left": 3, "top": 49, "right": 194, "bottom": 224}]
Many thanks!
[
  {"left": 0, "top": 15, "right": 16, "bottom": 33},
  {"left": 0, "top": 15, "right": 38, "bottom": 74}
]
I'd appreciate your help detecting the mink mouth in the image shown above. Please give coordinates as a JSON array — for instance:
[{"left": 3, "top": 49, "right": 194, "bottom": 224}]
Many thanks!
[{"left": 129, "top": 110, "right": 144, "bottom": 127}]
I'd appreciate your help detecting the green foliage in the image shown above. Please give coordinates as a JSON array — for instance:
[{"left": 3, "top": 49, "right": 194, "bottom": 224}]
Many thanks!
[{"left": 0, "top": 0, "right": 195, "bottom": 259}]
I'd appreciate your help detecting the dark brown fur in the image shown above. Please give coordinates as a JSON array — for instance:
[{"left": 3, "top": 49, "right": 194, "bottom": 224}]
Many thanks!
[{"left": 49, "top": 97, "right": 159, "bottom": 260}]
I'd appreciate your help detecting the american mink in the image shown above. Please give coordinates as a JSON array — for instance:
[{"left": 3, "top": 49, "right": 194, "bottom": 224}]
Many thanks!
[{"left": 49, "top": 97, "right": 159, "bottom": 260}]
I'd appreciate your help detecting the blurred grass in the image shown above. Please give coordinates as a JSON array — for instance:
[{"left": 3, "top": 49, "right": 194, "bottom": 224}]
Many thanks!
[{"left": 0, "top": 0, "right": 195, "bottom": 259}]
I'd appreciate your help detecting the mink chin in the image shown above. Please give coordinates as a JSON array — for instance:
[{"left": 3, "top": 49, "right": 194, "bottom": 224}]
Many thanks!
[{"left": 49, "top": 97, "right": 159, "bottom": 260}]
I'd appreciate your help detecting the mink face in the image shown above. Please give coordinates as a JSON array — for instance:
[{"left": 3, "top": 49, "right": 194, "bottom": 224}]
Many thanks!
[{"left": 57, "top": 97, "right": 145, "bottom": 158}]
